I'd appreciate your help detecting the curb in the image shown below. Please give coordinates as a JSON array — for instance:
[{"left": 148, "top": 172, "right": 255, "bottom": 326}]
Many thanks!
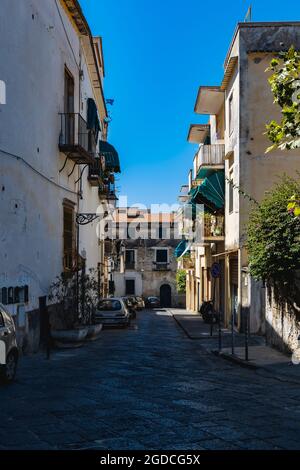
[{"left": 211, "top": 350, "right": 258, "bottom": 370}]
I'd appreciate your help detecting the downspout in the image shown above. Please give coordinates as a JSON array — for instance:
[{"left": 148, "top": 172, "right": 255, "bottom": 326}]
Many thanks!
[{"left": 76, "top": 43, "right": 83, "bottom": 320}]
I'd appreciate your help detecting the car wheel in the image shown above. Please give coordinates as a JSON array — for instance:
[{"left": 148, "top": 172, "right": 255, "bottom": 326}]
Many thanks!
[{"left": 0, "top": 351, "right": 18, "bottom": 384}]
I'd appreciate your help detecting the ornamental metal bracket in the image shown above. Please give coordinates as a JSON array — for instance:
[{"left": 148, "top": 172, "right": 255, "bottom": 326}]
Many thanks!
[
  {"left": 76, "top": 213, "right": 100, "bottom": 225},
  {"left": 76, "top": 211, "right": 109, "bottom": 226}
]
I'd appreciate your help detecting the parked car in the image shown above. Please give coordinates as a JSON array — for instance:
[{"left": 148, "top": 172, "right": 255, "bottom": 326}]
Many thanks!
[
  {"left": 134, "top": 296, "right": 145, "bottom": 310},
  {"left": 122, "top": 297, "right": 137, "bottom": 319},
  {"left": 145, "top": 296, "right": 160, "bottom": 309},
  {"left": 95, "top": 298, "right": 130, "bottom": 327},
  {"left": 0, "top": 303, "right": 19, "bottom": 384}
]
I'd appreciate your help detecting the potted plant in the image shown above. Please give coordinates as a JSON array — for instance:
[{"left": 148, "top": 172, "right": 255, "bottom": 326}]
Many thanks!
[{"left": 48, "top": 268, "right": 102, "bottom": 347}]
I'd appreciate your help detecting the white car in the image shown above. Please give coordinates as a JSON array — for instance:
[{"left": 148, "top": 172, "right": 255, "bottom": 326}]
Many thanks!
[{"left": 95, "top": 298, "right": 130, "bottom": 326}]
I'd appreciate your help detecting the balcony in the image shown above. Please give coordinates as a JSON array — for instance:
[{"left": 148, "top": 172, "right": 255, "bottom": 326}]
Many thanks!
[
  {"left": 153, "top": 262, "right": 170, "bottom": 271},
  {"left": 88, "top": 158, "right": 102, "bottom": 186},
  {"left": 98, "top": 181, "right": 117, "bottom": 201},
  {"left": 59, "top": 113, "right": 96, "bottom": 164},
  {"left": 182, "top": 256, "right": 195, "bottom": 270},
  {"left": 202, "top": 214, "right": 224, "bottom": 241},
  {"left": 195, "top": 144, "right": 225, "bottom": 179}
]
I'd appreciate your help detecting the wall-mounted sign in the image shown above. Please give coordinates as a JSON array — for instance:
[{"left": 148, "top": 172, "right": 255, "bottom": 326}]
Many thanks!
[{"left": 211, "top": 262, "right": 221, "bottom": 278}]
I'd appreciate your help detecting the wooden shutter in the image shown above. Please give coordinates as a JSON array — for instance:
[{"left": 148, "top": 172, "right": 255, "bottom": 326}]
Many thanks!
[{"left": 230, "top": 258, "right": 238, "bottom": 285}]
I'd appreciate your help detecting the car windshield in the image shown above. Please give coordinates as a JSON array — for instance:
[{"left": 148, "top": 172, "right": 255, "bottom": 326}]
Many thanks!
[{"left": 98, "top": 300, "right": 122, "bottom": 311}]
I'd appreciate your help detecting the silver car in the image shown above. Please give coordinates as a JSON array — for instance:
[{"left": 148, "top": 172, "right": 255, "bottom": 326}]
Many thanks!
[
  {"left": 95, "top": 298, "right": 130, "bottom": 326},
  {"left": 0, "top": 303, "right": 19, "bottom": 383}
]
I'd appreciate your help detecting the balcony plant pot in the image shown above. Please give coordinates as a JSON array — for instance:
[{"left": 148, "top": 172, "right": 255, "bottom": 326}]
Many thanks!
[
  {"left": 214, "top": 227, "right": 222, "bottom": 236},
  {"left": 85, "top": 323, "right": 103, "bottom": 342}
]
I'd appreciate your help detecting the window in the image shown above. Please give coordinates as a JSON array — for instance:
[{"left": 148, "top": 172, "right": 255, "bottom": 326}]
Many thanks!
[
  {"left": 64, "top": 68, "right": 74, "bottom": 114},
  {"left": 63, "top": 201, "right": 75, "bottom": 273},
  {"left": 64, "top": 68, "right": 75, "bottom": 145},
  {"left": 126, "top": 279, "right": 135, "bottom": 295},
  {"left": 156, "top": 249, "right": 168, "bottom": 263},
  {"left": 229, "top": 93, "right": 234, "bottom": 135},
  {"left": 125, "top": 250, "right": 135, "bottom": 269},
  {"left": 98, "top": 299, "right": 122, "bottom": 311},
  {"left": 229, "top": 169, "right": 234, "bottom": 214}
]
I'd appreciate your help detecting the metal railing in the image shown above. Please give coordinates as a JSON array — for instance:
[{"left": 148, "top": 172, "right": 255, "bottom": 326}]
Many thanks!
[
  {"left": 153, "top": 262, "right": 170, "bottom": 271},
  {"left": 59, "top": 113, "right": 97, "bottom": 157},
  {"left": 98, "top": 181, "right": 116, "bottom": 198},
  {"left": 88, "top": 158, "right": 102, "bottom": 179},
  {"left": 125, "top": 262, "right": 135, "bottom": 270}
]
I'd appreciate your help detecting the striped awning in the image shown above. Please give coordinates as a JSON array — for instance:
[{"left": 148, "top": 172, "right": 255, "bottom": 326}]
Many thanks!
[{"left": 191, "top": 170, "right": 225, "bottom": 209}]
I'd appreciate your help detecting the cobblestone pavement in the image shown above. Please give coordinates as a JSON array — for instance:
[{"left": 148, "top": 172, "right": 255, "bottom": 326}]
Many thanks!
[{"left": 1, "top": 309, "right": 300, "bottom": 450}]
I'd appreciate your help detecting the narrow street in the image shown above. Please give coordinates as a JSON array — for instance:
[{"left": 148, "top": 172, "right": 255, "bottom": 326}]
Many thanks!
[{"left": 1, "top": 310, "right": 300, "bottom": 450}]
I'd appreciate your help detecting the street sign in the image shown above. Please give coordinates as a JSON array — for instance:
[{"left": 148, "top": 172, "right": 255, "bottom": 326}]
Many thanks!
[{"left": 211, "top": 262, "right": 221, "bottom": 278}]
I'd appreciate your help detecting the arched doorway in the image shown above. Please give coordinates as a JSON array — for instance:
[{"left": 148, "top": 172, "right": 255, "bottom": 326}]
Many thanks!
[{"left": 160, "top": 284, "right": 172, "bottom": 308}]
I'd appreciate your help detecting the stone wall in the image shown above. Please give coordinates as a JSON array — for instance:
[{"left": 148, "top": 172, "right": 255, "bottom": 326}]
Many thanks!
[{"left": 265, "top": 290, "right": 300, "bottom": 354}]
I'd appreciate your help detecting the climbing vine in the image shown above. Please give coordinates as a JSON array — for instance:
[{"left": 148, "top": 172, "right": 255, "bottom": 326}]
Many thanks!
[
  {"left": 176, "top": 269, "right": 186, "bottom": 294},
  {"left": 265, "top": 46, "right": 300, "bottom": 153}
]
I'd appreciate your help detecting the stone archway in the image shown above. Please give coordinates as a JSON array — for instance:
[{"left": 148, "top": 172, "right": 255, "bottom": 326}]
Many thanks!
[{"left": 160, "top": 284, "right": 172, "bottom": 308}]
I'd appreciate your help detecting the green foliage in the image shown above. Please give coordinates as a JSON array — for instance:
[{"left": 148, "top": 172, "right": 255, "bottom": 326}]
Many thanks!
[
  {"left": 49, "top": 268, "right": 99, "bottom": 328},
  {"left": 176, "top": 269, "right": 186, "bottom": 294},
  {"left": 265, "top": 46, "right": 300, "bottom": 152},
  {"left": 247, "top": 176, "right": 300, "bottom": 307},
  {"left": 287, "top": 194, "right": 300, "bottom": 217}
]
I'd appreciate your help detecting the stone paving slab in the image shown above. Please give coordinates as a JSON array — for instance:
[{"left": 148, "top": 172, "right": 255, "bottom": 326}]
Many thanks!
[{"left": 1, "top": 309, "right": 300, "bottom": 450}]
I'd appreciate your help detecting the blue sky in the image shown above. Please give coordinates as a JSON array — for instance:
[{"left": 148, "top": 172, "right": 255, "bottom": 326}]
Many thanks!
[{"left": 80, "top": 0, "right": 300, "bottom": 208}]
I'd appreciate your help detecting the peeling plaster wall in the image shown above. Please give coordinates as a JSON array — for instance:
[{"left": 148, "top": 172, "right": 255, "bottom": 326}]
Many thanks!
[{"left": 0, "top": 0, "right": 103, "bottom": 352}]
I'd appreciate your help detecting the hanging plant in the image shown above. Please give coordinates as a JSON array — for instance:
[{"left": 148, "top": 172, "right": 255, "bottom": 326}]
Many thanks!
[{"left": 265, "top": 46, "right": 300, "bottom": 153}]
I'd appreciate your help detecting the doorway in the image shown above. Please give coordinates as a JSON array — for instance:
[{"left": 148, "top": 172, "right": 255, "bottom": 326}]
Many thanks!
[
  {"left": 125, "top": 279, "right": 135, "bottom": 295},
  {"left": 39, "top": 296, "right": 48, "bottom": 346},
  {"left": 160, "top": 284, "right": 171, "bottom": 308}
]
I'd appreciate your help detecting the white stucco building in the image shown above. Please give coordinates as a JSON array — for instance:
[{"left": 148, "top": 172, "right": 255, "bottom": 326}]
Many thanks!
[{"left": 0, "top": 0, "right": 120, "bottom": 351}]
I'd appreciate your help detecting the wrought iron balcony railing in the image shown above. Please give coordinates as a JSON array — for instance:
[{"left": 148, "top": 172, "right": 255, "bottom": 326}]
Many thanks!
[
  {"left": 153, "top": 262, "right": 171, "bottom": 271},
  {"left": 125, "top": 262, "right": 135, "bottom": 270},
  {"left": 88, "top": 158, "right": 102, "bottom": 186},
  {"left": 98, "top": 181, "right": 116, "bottom": 200},
  {"left": 59, "top": 113, "right": 97, "bottom": 164}
]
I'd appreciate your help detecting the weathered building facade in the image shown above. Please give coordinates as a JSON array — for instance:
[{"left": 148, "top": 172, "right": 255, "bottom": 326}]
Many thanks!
[
  {"left": 0, "top": 0, "right": 120, "bottom": 351},
  {"left": 179, "top": 22, "right": 300, "bottom": 351},
  {"left": 113, "top": 209, "right": 185, "bottom": 308}
]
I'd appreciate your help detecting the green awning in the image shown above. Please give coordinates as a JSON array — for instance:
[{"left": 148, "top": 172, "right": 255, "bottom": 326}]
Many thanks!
[
  {"left": 197, "top": 167, "right": 220, "bottom": 180},
  {"left": 99, "top": 141, "right": 121, "bottom": 173},
  {"left": 191, "top": 170, "right": 225, "bottom": 209},
  {"left": 174, "top": 240, "right": 190, "bottom": 258}
]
